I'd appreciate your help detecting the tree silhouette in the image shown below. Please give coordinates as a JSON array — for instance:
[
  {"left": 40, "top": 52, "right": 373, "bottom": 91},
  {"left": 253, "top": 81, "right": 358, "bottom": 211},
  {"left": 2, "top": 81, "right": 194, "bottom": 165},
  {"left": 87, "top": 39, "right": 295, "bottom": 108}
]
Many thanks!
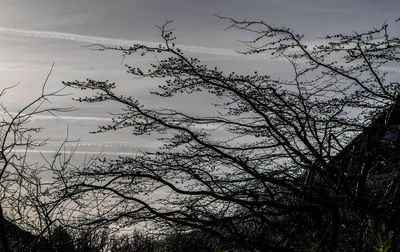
[
  {"left": 62, "top": 18, "right": 400, "bottom": 251},
  {"left": 0, "top": 66, "right": 78, "bottom": 251}
]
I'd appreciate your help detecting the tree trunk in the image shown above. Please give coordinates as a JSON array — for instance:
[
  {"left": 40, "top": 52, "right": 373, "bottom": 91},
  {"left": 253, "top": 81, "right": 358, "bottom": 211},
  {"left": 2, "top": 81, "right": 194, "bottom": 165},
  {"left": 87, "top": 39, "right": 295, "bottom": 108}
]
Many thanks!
[
  {"left": 330, "top": 207, "right": 339, "bottom": 251},
  {"left": 0, "top": 204, "right": 11, "bottom": 252}
]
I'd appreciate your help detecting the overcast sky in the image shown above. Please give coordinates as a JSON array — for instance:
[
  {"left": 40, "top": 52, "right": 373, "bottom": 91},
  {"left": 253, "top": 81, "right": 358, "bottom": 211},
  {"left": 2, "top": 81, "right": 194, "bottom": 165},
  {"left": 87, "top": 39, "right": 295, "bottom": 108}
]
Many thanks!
[{"left": 1, "top": 0, "right": 399, "bottom": 156}]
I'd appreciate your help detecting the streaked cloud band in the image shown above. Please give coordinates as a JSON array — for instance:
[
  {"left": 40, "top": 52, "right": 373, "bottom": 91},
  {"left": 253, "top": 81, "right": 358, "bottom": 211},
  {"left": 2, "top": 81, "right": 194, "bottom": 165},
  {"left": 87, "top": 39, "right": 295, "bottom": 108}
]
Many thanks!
[{"left": 0, "top": 26, "right": 239, "bottom": 56}]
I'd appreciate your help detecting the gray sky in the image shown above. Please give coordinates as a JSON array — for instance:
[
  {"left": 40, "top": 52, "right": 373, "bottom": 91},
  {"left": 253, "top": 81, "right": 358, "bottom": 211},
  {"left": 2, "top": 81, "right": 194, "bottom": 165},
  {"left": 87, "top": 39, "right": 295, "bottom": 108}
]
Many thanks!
[{"left": 0, "top": 0, "right": 399, "bottom": 156}]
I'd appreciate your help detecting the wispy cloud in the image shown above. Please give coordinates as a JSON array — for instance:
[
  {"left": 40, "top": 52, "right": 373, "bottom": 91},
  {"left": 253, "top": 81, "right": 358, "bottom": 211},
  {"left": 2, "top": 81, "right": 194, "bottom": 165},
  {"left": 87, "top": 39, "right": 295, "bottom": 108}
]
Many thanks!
[
  {"left": 1, "top": 112, "right": 114, "bottom": 122},
  {"left": 380, "top": 66, "right": 400, "bottom": 73},
  {"left": 43, "top": 141, "right": 160, "bottom": 149},
  {"left": 29, "top": 114, "right": 113, "bottom": 122},
  {"left": 13, "top": 149, "right": 140, "bottom": 156},
  {"left": 0, "top": 26, "right": 240, "bottom": 56}
]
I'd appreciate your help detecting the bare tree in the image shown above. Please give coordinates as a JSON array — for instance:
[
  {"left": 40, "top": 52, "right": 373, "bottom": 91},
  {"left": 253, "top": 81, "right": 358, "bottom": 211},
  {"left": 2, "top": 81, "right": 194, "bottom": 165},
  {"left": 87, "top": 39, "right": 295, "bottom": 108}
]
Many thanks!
[
  {"left": 0, "top": 65, "right": 78, "bottom": 251},
  {"left": 61, "top": 18, "right": 400, "bottom": 251}
]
